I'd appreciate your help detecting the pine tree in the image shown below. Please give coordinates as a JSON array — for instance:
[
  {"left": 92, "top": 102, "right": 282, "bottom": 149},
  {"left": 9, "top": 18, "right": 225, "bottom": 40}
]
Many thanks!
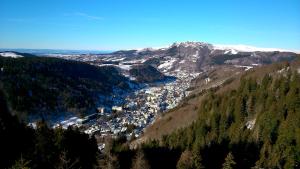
[
  {"left": 192, "top": 148, "right": 205, "bottom": 169},
  {"left": 33, "top": 120, "right": 57, "bottom": 169},
  {"left": 10, "top": 155, "right": 31, "bottom": 169},
  {"left": 107, "top": 154, "right": 120, "bottom": 169},
  {"left": 55, "top": 150, "right": 78, "bottom": 169},
  {"left": 222, "top": 152, "right": 236, "bottom": 169},
  {"left": 131, "top": 149, "right": 150, "bottom": 169},
  {"left": 177, "top": 150, "right": 194, "bottom": 169}
]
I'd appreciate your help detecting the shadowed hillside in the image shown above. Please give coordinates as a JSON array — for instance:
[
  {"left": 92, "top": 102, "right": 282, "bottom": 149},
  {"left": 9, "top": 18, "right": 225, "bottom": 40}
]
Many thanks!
[{"left": 0, "top": 55, "right": 130, "bottom": 120}]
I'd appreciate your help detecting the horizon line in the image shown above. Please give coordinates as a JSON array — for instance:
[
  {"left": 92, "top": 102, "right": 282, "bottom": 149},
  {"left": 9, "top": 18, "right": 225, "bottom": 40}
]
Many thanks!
[{"left": 1, "top": 41, "right": 299, "bottom": 54}]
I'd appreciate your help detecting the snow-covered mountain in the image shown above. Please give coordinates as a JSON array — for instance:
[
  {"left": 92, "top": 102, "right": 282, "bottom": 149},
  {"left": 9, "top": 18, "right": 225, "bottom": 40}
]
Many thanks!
[
  {"left": 213, "top": 44, "right": 290, "bottom": 53},
  {"left": 47, "top": 41, "right": 298, "bottom": 79},
  {"left": 100, "top": 42, "right": 297, "bottom": 72}
]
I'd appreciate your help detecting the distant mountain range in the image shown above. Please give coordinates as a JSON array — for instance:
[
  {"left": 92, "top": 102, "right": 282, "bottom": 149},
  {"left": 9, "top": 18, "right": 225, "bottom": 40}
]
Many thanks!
[
  {"left": 85, "top": 41, "right": 298, "bottom": 75},
  {"left": 0, "top": 48, "right": 112, "bottom": 55},
  {"left": 1, "top": 42, "right": 298, "bottom": 57}
]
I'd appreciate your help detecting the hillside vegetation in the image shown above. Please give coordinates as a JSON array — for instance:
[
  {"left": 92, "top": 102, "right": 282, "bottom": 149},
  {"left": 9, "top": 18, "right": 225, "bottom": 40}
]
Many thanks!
[
  {"left": 0, "top": 90, "right": 99, "bottom": 169},
  {"left": 129, "top": 64, "right": 166, "bottom": 83},
  {"left": 0, "top": 56, "right": 129, "bottom": 119},
  {"left": 161, "top": 63, "right": 300, "bottom": 168},
  {"left": 142, "top": 65, "right": 245, "bottom": 141},
  {"left": 106, "top": 61, "right": 300, "bottom": 169}
]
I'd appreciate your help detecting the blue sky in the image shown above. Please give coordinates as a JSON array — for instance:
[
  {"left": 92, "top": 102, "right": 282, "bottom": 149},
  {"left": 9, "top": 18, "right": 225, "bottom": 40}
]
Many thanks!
[{"left": 0, "top": 0, "right": 299, "bottom": 51}]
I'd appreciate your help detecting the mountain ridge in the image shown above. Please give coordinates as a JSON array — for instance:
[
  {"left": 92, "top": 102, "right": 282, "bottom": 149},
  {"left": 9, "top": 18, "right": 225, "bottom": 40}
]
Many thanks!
[
  {"left": 91, "top": 41, "right": 298, "bottom": 76},
  {"left": 120, "top": 41, "right": 298, "bottom": 54}
]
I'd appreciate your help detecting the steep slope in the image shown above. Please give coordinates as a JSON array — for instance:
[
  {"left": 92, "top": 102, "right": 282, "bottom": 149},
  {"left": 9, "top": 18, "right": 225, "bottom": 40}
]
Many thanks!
[
  {"left": 141, "top": 60, "right": 300, "bottom": 142},
  {"left": 109, "top": 61, "right": 300, "bottom": 169},
  {"left": 141, "top": 65, "right": 246, "bottom": 141},
  {"left": 0, "top": 55, "right": 131, "bottom": 121},
  {"left": 159, "top": 61, "right": 300, "bottom": 169}
]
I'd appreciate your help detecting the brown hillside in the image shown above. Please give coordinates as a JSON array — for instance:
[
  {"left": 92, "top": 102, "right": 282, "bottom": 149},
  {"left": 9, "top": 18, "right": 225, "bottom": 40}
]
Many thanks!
[{"left": 139, "top": 60, "right": 300, "bottom": 143}]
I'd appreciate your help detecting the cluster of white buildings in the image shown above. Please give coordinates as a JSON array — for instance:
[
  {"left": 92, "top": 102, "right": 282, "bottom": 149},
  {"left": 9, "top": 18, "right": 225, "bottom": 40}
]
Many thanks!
[{"left": 95, "top": 69, "right": 198, "bottom": 139}]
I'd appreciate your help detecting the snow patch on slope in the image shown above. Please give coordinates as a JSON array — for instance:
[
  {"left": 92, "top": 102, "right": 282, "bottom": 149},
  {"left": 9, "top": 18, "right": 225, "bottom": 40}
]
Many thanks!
[
  {"left": 158, "top": 58, "right": 177, "bottom": 71},
  {"left": 224, "top": 49, "right": 238, "bottom": 54},
  {"left": 118, "top": 64, "right": 132, "bottom": 70},
  {"left": 0, "top": 52, "right": 23, "bottom": 58},
  {"left": 246, "top": 119, "right": 256, "bottom": 130},
  {"left": 214, "top": 44, "right": 290, "bottom": 53},
  {"left": 234, "top": 65, "right": 253, "bottom": 71}
]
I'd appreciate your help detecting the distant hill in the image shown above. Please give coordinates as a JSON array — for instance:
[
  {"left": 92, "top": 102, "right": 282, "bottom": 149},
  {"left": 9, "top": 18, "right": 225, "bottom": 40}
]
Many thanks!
[
  {"left": 0, "top": 55, "right": 131, "bottom": 120},
  {"left": 0, "top": 49, "right": 112, "bottom": 55},
  {"left": 129, "top": 64, "right": 166, "bottom": 83},
  {"left": 0, "top": 51, "right": 38, "bottom": 58}
]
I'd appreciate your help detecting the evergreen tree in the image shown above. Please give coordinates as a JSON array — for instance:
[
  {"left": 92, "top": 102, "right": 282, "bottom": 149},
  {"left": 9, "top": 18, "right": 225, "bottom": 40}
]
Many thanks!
[
  {"left": 33, "top": 120, "right": 58, "bottom": 169},
  {"left": 176, "top": 150, "right": 194, "bottom": 169},
  {"left": 222, "top": 152, "right": 236, "bottom": 169},
  {"left": 107, "top": 154, "right": 120, "bottom": 169},
  {"left": 10, "top": 155, "right": 31, "bottom": 169},
  {"left": 192, "top": 148, "right": 205, "bottom": 169},
  {"left": 131, "top": 149, "right": 150, "bottom": 169},
  {"left": 55, "top": 150, "right": 78, "bottom": 169}
]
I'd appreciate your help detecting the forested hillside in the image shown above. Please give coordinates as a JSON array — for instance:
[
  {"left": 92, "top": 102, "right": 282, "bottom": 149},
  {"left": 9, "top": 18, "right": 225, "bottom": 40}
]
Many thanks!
[
  {"left": 105, "top": 62, "right": 300, "bottom": 169},
  {"left": 0, "top": 56, "right": 130, "bottom": 119},
  {"left": 161, "top": 67, "right": 300, "bottom": 168},
  {"left": 129, "top": 64, "right": 166, "bottom": 83},
  {"left": 0, "top": 90, "right": 99, "bottom": 169}
]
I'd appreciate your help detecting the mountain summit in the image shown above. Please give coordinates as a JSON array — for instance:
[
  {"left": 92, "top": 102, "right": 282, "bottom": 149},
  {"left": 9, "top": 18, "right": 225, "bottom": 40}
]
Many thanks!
[{"left": 89, "top": 41, "right": 298, "bottom": 74}]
